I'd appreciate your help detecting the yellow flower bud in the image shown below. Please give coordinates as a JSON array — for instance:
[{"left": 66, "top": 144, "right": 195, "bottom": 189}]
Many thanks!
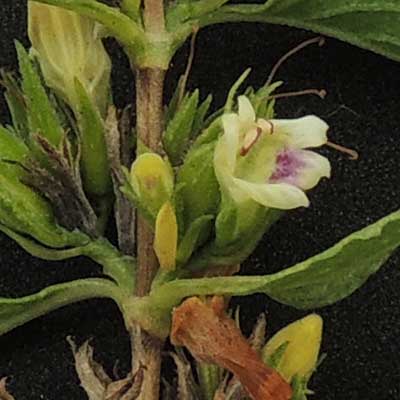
[
  {"left": 154, "top": 202, "right": 178, "bottom": 271},
  {"left": 130, "top": 153, "right": 174, "bottom": 218},
  {"left": 262, "top": 314, "right": 323, "bottom": 383},
  {"left": 28, "top": 2, "right": 111, "bottom": 114}
]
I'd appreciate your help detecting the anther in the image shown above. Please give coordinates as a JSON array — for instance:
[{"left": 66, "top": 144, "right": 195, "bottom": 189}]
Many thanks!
[{"left": 257, "top": 119, "right": 274, "bottom": 135}]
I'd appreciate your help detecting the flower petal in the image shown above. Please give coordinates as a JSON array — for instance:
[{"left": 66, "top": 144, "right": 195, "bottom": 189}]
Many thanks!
[
  {"left": 220, "top": 113, "right": 240, "bottom": 170},
  {"left": 154, "top": 202, "right": 178, "bottom": 271},
  {"left": 269, "top": 149, "right": 331, "bottom": 190},
  {"left": 233, "top": 178, "right": 310, "bottom": 209},
  {"left": 214, "top": 114, "right": 240, "bottom": 194},
  {"left": 130, "top": 153, "right": 174, "bottom": 216},
  {"left": 262, "top": 314, "right": 323, "bottom": 383},
  {"left": 238, "top": 95, "right": 256, "bottom": 130},
  {"left": 270, "top": 116, "right": 328, "bottom": 149}
]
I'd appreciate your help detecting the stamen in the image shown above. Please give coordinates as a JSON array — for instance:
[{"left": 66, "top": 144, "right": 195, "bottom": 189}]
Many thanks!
[
  {"left": 178, "top": 26, "right": 199, "bottom": 105},
  {"left": 326, "top": 141, "right": 359, "bottom": 160},
  {"left": 240, "top": 127, "right": 262, "bottom": 156},
  {"left": 268, "top": 89, "right": 327, "bottom": 100},
  {"left": 265, "top": 36, "right": 325, "bottom": 88}
]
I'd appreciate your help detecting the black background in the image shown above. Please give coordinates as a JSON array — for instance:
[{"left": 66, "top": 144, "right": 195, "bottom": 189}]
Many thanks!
[{"left": 1, "top": 1, "right": 400, "bottom": 399}]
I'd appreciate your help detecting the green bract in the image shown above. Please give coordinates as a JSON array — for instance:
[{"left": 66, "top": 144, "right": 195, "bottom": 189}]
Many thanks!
[
  {"left": 0, "top": 171, "right": 86, "bottom": 249},
  {"left": 0, "top": 126, "right": 86, "bottom": 248},
  {"left": 16, "top": 42, "right": 64, "bottom": 149}
]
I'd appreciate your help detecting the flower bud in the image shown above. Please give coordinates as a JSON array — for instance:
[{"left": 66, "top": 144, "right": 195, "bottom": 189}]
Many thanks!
[
  {"left": 154, "top": 202, "right": 178, "bottom": 271},
  {"left": 262, "top": 314, "right": 323, "bottom": 383},
  {"left": 28, "top": 2, "right": 111, "bottom": 114},
  {"left": 130, "top": 153, "right": 174, "bottom": 219}
]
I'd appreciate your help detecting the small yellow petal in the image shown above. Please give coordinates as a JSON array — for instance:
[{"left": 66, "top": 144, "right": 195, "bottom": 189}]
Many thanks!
[
  {"left": 262, "top": 314, "right": 323, "bottom": 382},
  {"left": 130, "top": 153, "right": 174, "bottom": 216},
  {"left": 237, "top": 95, "right": 256, "bottom": 129},
  {"left": 154, "top": 202, "right": 178, "bottom": 271},
  {"left": 131, "top": 153, "right": 173, "bottom": 192}
]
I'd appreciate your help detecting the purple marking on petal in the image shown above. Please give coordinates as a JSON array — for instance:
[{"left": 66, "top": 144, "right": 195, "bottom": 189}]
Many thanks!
[{"left": 269, "top": 149, "right": 306, "bottom": 186}]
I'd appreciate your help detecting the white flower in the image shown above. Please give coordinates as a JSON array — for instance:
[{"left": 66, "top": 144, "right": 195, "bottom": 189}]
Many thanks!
[
  {"left": 28, "top": 2, "right": 111, "bottom": 114},
  {"left": 214, "top": 96, "right": 331, "bottom": 210}
]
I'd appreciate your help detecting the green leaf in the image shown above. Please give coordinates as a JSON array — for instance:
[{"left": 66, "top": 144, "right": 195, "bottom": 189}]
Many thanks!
[
  {"left": 74, "top": 79, "right": 111, "bottom": 197},
  {"left": 0, "top": 71, "right": 29, "bottom": 139},
  {"left": 197, "top": 362, "right": 222, "bottom": 400},
  {"left": 225, "top": 68, "right": 251, "bottom": 112},
  {"left": 165, "top": 77, "right": 184, "bottom": 126},
  {"left": 191, "top": 94, "right": 213, "bottom": 138},
  {"left": 0, "top": 223, "right": 86, "bottom": 260},
  {"left": 261, "top": 210, "right": 400, "bottom": 308},
  {"left": 163, "top": 90, "right": 200, "bottom": 166},
  {"left": 176, "top": 214, "right": 214, "bottom": 266},
  {"left": 82, "top": 238, "right": 136, "bottom": 294},
  {"left": 191, "top": 116, "right": 222, "bottom": 150},
  {"left": 189, "top": 208, "right": 281, "bottom": 272},
  {"left": 135, "top": 209, "right": 400, "bottom": 337},
  {"left": 250, "top": 81, "right": 282, "bottom": 117},
  {"left": 0, "top": 224, "right": 136, "bottom": 294},
  {"left": 167, "top": 0, "right": 230, "bottom": 30},
  {"left": 176, "top": 141, "right": 220, "bottom": 228},
  {"left": 168, "top": 209, "right": 400, "bottom": 305},
  {"left": 0, "top": 172, "right": 87, "bottom": 249},
  {"left": 192, "top": 0, "right": 400, "bottom": 62},
  {"left": 16, "top": 42, "right": 64, "bottom": 147},
  {"left": 0, "top": 126, "right": 30, "bottom": 179},
  {"left": 0, "top": 278, "right": 125, "bottom": 336}
]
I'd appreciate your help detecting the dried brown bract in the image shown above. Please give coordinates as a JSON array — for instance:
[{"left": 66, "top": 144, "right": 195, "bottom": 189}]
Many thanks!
[{"left": 171, "top": 297, "right": 292, "bottom": 400}]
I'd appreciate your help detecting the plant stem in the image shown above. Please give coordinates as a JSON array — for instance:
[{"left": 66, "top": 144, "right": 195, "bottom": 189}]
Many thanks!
[
  {"left": 133, "top": 1, "right": 166, "bottom": 396},
  {"left": 134, "top": 67, "right": 165, "bottom": 400},
  {"left": 135, "top": 68, "right": 165, "bottom": 295},
  {"left": 143, "top": 0, "right": 165, "bottom": 34}
]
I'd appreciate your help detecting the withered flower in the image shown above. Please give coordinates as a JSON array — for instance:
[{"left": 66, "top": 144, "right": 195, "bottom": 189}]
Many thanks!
[{"left": 171, "top": 297, "right": 292, "bottom": 400}]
